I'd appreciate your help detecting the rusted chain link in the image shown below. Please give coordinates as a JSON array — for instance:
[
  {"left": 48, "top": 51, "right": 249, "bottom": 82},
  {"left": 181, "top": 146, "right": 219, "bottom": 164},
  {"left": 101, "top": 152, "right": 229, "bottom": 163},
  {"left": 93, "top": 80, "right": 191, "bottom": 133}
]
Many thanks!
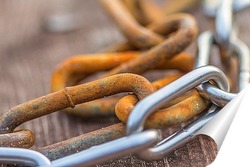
[
  {"left": 36, "top": 123, "right": 126, "bottom": 160},
  {"left": 0, "top": 0, "right": 198, "bottom": 151},
  {"left": 33, "top": 72, "right": 206, "bottom": 161},
  {"left": 51, "top": 52, "right": 138, "bottom": 91},
  {"left": 67, "top": 73, "right": 187, "bottom": 118},
  {"left": 38, "top": 1, "right": 199, "bottom": 160},
  {"left": 51, "top": 52, "right": 194, "bottom": 118},
  {"left": 35, "top": 73, "right": 205, "bottom": 160},
  {"left": 102, "top": 14, "right": 197, "bottom": 76},
  {"left": 50, "top": 12, "right": 197, "bottom": 118},
  {"left": 0, "top": 72, "right": 206, "bottom": 160},
  {"left": 101, "top": 0, "right": 164, "bottom": 49},
  {"left": 0, "top": 73, "right": 207, "bottom": 159},
  {"left": 0, "top": 1, "right": 201, "bottom": 163},
  {"left": 101, "top": 0, "right": 197, "bottom": 50},
  {"left": 0, "top": 130, "right": 35, "bottom": 148},
  {"left": 51, "top": 52, "right": 193, "bottom": 92},
  {"left": 115, "top": 75, "right": 209, "bottom": 128},
  {"left": 0, "top": 73, "right": 153, "bottom": 136},
  {"left": 65, "top": 71, "right": 209, "bottom": 128},
  {"left": 49, "top": 0, "right": 198, "bottom": 121}
]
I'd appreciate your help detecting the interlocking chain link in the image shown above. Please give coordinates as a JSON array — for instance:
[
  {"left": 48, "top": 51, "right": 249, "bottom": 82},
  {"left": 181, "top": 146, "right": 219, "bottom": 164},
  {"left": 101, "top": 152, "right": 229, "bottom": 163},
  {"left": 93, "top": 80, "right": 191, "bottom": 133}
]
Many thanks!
[
  {"left": 198, "top": 0, "right": 250, "bottom": 106},
  {"left": 0, "top": 0, "right": 250, "bottom": 166}
]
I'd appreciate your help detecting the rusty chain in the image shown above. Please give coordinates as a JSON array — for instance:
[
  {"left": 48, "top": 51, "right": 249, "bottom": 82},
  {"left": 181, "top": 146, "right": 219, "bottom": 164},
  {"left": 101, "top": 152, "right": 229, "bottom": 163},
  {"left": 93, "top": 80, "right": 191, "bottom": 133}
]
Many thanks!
[
  {"left": 1, "top": 0, "right": 249, "bottom": 166},
  {"left": 0, "top": 73, "right": 153, "bottom": 137},
  {"left": 115, "top": 75, "right": 208, "bottom": 128},
  {"left": 51, "top": 0, "right": 198, "bottom": 122}
]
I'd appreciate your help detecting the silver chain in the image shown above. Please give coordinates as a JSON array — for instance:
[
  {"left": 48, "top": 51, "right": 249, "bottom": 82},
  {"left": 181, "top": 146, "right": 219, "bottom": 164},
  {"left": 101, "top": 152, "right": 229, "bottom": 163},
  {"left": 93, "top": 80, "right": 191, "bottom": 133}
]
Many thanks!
[{"left": 198, "top": 0, "right": 250, "bottom": 107}]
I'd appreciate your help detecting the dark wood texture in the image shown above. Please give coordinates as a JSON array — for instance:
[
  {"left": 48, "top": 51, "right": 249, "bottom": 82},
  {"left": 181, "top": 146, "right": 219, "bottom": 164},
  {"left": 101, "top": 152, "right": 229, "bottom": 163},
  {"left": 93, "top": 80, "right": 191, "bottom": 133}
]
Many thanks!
[{"left": 0, "top": 1, "right": 249, "bottom": 166}]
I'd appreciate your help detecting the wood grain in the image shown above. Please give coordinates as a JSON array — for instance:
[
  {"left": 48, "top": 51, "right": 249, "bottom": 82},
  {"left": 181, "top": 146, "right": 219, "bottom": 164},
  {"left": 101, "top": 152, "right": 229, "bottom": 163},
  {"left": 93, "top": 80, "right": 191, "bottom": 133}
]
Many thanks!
[{"left": 0, "top": 1, "right": 249, "bottom": 166}]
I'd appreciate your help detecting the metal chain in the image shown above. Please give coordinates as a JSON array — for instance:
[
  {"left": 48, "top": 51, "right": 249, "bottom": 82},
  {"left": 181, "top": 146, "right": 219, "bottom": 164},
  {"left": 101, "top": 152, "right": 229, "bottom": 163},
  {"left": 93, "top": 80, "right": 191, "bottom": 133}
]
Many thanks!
[
  {"left": 126, "top": 0, "right": 250, "bottom": 162},
  {"left": 0, "top": 66, "right": 229, "bottom": 167},
  {"left": 0, "top": 0, "right": 250, "bottom": 166},
  {"left": 0, "top": 1, "right": 199, "bottom": 165},
  {"left": 0, "top": 129, "right": 159, "bottom": 167},
  {"left": 198, "top": 0, "right": 250, "bottom": 105}
]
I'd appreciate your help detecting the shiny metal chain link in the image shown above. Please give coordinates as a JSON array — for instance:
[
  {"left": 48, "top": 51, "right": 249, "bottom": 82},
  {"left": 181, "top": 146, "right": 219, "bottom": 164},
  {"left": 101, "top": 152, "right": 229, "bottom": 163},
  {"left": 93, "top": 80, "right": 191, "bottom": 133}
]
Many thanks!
[
  {"left": 126, "top": 0, "right": 250, "bottom": 162},
  {"left": 198, "top": 0, "right": 250, "bottom": 106}
]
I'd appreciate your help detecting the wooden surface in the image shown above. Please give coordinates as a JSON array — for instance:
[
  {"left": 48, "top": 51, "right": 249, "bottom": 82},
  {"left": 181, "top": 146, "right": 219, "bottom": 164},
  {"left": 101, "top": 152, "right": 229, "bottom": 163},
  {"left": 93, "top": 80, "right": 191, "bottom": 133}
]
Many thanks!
[{"left": 0, "top": 1, "right": 250, "bottom": 166}]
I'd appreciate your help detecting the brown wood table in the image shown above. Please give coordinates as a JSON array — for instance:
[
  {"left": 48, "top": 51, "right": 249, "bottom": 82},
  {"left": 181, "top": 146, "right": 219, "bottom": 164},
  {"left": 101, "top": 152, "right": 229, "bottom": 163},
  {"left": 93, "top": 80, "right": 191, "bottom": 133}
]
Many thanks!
[{"left": 0, "top": 1, "right": 249, "bottom": 166}]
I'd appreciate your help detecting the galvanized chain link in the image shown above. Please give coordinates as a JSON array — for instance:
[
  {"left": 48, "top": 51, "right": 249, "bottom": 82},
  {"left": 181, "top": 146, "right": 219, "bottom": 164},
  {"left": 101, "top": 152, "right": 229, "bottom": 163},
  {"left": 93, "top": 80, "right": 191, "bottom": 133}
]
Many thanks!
[{"left": 198, "top": 0, "right": 250, "bottom": 105}]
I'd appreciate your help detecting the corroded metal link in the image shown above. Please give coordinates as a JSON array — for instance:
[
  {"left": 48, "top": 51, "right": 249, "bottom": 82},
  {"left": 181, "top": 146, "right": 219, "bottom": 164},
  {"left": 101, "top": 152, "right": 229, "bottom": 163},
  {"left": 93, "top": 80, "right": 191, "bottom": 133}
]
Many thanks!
[
  {"left": 67, "top": 73, "right": 186, "bottom": 118},
  {"left": 101, "top": 0, "right": 164, "bottom": 49},
  {"left": 36, "top": 123, "right": 126, "bottom": 160},
  {"left": 103, "top": 14, "right": 197, "bottom": 76},
  {"left": 51, "top": 52, "right": 194, "bottom": 118},
  {"left": 126, "top": 66, "right": 229, "bottom": 135},
  {"left": 51, "top": 52, "right": 138, "bottom": 91},
  {"left": 116, "top": 93, "right": 207, "bottom": 128},
  {"left": 0, "top": 73, "right": 154, "bottom": 135},
  {"left": 115, "top": 74, "right": 209, "bottom": 128},
  {"left": 51, "top": 52, "right": 194, "bottom": 92},
  {"left": 101, "top": 0, "right": 197, "bottom": 50},
  {"left": 67, "top": 98, "right": 119, "bottom": 117},
  {"left": 38, "top": 73, "right": 206, "bottom": 160},
  {"left": 0, "top": 130, "right": 35, "bottom": 148},
  {"left": 35, "top": 74, "right": 207, "bottom": 160}
]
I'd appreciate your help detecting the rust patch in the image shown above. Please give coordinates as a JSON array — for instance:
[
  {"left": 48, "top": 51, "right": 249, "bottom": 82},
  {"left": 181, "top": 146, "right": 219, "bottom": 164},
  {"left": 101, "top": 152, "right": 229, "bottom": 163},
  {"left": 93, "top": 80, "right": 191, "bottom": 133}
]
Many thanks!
[
  {"left": 0, "top": 130, "right": 35, "bottom": 148},
  {"left": 0, "top": 73, "right": 153, "bottom": 137},
  {"left": 115, "top": 74, "right": 210, "bottom": 128},
  {"left": 37, "top": 123, "right": 126, "bottom": 160}
]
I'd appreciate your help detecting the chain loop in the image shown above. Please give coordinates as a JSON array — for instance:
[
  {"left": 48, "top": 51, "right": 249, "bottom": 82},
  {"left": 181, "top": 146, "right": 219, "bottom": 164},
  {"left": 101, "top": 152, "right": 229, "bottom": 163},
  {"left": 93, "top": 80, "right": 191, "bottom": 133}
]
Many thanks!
[
  {"left": 196, "top": 33, "right": 249, "bottom": 106},
  {"left": 37, "top": 123, "right": 125, "bottom": 160},
  {"left": 103, "top": 13, "right": 197, "bottom": 75},
  {"left": 0, "top": 130, "right": 35, "bottom": 148},
  {"left": 215, "top": 0, "right": 233, "bottom": 48},
  {"left": 101, "top": 0, "right": 197, "bottom": 50},
  {"left": 126, "top": 66, "right": 229, "bottom": 160},
  {"left": 51, "top": 52, "right": 193, "bottom": 92},
  {"left": 51, "top": 52, "right": 194, "bottom": 118},
  {"left": 0, "top": 73, "right": 153, "bottom": 134},
  {"left": 101, "top": 0, "right": 164, "bottom": 49},
  {"left": 126, "top": 66, "right": 229, "bottom": 135},
  {"left": 51, "top": 129, "right": 159, "bottom": 167},
  {"left": 0, "top": 129, "right": 159, "bottom": 167},
  {"left": 0, "top": 147, "right": 51, "bottom": 166},
  {"left": 196, "top": 0, "right": 250, "bottom": 106},
  {"left": 50, "top": 14, "right": 197, "bottom": 119},
  {"left": 115, "top": 73, "right": 208, "bottom": 128}
]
